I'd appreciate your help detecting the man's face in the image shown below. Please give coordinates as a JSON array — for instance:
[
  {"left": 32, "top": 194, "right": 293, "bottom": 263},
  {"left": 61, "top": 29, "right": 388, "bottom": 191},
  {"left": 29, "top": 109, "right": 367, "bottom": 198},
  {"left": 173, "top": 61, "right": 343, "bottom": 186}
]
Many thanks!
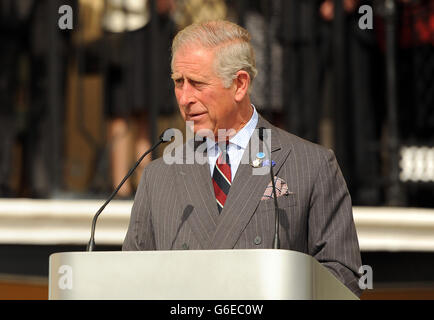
[{"left": 172, "top": 45, "right": 238, "bottom": 136}]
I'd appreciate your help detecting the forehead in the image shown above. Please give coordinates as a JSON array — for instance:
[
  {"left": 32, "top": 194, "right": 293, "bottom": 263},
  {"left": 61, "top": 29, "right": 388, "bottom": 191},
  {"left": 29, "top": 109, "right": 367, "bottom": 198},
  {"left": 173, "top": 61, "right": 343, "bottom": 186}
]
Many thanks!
[{"left": 172, "top": 45, "right": 217, "bottom": 79}]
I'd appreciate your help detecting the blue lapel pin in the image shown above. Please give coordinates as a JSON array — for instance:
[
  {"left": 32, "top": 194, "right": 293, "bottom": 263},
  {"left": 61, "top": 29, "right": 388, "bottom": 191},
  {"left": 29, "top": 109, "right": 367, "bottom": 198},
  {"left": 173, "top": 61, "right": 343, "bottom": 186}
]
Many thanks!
[
  {"left": 252, "top": 152, "right": 265, "bottom": 168},
  {"left": 262, "top": 160, "right": 276, "bottom": 167}
]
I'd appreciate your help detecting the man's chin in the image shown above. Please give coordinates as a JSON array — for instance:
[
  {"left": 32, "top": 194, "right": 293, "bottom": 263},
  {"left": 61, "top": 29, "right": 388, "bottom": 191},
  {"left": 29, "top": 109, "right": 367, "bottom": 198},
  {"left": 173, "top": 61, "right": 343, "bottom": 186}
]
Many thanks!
[{"left": 189, "top": 123, "right": 215, "bottom": 139}]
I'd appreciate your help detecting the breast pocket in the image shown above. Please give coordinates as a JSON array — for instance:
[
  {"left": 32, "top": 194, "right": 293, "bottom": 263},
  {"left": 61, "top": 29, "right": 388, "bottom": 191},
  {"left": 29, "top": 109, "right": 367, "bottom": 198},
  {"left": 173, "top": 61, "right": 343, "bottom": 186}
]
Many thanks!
[{"left": 256, "top": 193, "right": 297, "bottom": 213}]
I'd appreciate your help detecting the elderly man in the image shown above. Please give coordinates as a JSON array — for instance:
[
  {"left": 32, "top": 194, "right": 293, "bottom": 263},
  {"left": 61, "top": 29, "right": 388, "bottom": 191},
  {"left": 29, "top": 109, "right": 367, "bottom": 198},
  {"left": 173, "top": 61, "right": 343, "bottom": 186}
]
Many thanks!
[{"left": 123, "top": 20, "right": 362, "bottom": 296}]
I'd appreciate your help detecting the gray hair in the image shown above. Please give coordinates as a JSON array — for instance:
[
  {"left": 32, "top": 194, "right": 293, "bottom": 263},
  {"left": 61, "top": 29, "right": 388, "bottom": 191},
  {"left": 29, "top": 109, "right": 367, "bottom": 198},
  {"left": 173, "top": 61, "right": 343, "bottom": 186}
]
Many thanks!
[{"left": 171, "top": 20, "right": 257, "bottom": 89}]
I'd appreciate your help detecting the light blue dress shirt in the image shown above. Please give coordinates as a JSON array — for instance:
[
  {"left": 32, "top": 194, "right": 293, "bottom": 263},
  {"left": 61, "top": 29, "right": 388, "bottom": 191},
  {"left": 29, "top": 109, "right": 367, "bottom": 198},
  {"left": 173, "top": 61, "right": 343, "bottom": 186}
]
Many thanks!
[{"left": 206, "top": 105, "right": 259, "bottom": 180}]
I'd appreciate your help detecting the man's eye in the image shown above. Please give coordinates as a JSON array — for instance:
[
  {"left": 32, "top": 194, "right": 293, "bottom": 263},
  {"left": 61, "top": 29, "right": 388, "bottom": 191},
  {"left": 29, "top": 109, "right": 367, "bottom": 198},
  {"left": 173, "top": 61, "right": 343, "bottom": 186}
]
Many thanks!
[
  {"left": 174, "top": 79, "right": 183, "bottom": 86},
  {"left": 191, "top": 80, "right": 203, "bottom": 87}
]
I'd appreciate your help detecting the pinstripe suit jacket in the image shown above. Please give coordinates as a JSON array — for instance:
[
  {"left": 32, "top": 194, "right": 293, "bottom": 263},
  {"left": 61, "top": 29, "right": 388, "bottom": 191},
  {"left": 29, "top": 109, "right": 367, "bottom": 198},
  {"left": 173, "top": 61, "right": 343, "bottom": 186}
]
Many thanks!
[{"left": 123, "top": 115, "right": 363, "bottom": 296}]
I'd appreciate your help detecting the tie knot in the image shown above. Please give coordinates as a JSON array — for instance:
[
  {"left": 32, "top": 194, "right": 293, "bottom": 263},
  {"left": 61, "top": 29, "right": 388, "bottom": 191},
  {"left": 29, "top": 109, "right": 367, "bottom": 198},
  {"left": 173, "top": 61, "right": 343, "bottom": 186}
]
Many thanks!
[
  {"left": 216, "top": 140, "right": 230, "bottom": 165},
  {"left": 217, "top": 139, "right": 230, "bottom": 152}
]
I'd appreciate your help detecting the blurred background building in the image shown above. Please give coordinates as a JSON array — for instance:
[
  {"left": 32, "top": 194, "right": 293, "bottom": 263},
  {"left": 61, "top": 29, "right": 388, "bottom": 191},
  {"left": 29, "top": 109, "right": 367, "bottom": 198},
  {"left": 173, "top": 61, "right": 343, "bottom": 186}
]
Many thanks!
[{"left": 0, "top": 0, "right": 433, "bottom": 299}]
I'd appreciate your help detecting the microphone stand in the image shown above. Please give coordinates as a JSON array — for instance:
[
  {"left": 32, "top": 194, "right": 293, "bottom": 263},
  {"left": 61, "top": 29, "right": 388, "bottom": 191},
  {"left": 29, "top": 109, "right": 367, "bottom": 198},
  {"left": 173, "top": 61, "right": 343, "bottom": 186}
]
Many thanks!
[
  {"left": 259, "top": 127, "right": 280, "bottom": 249},
  {"left": 87, "top": 129, "right": 174, "bottom": 251}
]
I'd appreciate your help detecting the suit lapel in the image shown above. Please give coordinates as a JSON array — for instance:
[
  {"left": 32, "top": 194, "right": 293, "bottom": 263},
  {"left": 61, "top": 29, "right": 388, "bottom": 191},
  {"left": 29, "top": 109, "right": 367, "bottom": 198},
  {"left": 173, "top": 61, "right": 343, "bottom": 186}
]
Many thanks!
[
  {"left": 212, "top": 116, "right": 291, "bottom": 249},
  {"left": 174, "top": 140, "right": 218, "bottom": 249}
]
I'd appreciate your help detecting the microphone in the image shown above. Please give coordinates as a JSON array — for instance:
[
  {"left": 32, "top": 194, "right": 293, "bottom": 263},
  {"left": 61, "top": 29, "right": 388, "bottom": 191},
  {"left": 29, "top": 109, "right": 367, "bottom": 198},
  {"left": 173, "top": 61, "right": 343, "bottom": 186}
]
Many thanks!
[
  {"left": 258, "top": 127, "right": 280, "bottom": 249},
  {"left": 170, "top": 205, "right": 194, "bottom": 249},
  {"left": 86, "top": 128, "right": 175, "bottom": 251}
]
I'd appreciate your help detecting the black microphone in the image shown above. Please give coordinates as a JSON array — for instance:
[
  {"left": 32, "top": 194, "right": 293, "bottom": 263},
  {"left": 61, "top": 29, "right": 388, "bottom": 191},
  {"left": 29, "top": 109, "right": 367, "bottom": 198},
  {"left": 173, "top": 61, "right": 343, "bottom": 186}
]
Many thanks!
[
  {"left": 86, "top": 128, "right": 175, "bottom": 251},
  {"left": 258, "top": 127, "right": 280, "bottom": 249}
]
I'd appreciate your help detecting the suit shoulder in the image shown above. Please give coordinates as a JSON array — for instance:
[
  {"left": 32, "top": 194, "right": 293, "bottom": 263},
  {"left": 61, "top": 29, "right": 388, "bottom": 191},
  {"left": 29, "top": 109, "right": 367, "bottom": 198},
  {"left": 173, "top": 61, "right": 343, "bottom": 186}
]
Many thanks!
[
  {"left": 141, "top": 156, "right": 172, "bottom": 181},
  {"left": 141, "top": 139, "right": 189, "bottom": 176},
  {"left": 145, "top": 155, "right": 171, "bottom": 170},
  {"left": 274, "top": 126, "right": 332, "bottom": 158}
]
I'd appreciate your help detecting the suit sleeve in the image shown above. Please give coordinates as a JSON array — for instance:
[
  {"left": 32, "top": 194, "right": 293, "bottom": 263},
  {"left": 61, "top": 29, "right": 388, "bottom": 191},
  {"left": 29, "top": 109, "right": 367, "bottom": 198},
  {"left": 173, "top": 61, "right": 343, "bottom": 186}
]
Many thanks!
[
  {"left": 122, "top": 168, "right": 156, "bottom": 251},
  {"left": 308, "top": 148, "right": 363, "bottom": 297}
]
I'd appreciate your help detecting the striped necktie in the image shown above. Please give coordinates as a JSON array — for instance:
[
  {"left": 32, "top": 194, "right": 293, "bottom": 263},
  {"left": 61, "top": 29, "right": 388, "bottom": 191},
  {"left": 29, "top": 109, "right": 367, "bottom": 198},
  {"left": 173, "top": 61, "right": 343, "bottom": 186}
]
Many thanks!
[{"left": 212, "top": 142, "right": 231, "bottom": 213}]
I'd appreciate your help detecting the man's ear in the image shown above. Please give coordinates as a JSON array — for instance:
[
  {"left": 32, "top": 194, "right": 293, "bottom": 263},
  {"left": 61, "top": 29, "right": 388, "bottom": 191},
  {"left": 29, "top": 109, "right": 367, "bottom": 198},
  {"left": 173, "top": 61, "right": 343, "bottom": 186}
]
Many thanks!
[{"left": 234, "top": 70, "right": 250, "bottom": 102}]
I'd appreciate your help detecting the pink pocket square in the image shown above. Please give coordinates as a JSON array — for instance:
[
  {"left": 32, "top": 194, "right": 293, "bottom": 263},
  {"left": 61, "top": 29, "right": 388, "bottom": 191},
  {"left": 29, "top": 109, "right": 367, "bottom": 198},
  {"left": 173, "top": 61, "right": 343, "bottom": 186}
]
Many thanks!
[{"left": 261, "top": 176, "right": 290, "bottom": 200}]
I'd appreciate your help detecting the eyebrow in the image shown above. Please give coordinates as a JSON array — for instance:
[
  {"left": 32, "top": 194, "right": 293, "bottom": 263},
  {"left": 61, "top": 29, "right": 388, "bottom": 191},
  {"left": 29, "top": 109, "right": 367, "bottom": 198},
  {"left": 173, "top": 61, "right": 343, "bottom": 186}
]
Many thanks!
[
  {"left": 171, "top": 73, "right": 182, "bottom": 81},
  {"left": 171, "top": 73, "right": 208, "bottom": 84}
]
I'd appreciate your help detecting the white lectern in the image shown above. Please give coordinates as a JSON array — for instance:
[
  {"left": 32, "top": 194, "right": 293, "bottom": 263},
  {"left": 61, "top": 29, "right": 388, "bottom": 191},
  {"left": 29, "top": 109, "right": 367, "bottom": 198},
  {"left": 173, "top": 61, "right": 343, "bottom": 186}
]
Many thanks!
[{"left": 49, "top": 249, "right": 358, "bottom": 300}]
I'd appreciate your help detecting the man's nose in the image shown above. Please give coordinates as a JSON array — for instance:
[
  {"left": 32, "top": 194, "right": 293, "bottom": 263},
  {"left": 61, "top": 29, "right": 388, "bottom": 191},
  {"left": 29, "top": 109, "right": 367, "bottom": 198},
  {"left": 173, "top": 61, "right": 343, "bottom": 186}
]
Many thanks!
[{"left": 178, "top": 83, "right": 196, "bottom": 107}]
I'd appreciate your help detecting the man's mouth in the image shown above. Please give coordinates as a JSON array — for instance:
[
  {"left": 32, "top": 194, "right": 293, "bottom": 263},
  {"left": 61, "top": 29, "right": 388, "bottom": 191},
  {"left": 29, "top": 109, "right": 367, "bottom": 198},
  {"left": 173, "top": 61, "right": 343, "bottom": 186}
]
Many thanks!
[{"left": 187, "top": 112, "right": 207, "bottom": 120}]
